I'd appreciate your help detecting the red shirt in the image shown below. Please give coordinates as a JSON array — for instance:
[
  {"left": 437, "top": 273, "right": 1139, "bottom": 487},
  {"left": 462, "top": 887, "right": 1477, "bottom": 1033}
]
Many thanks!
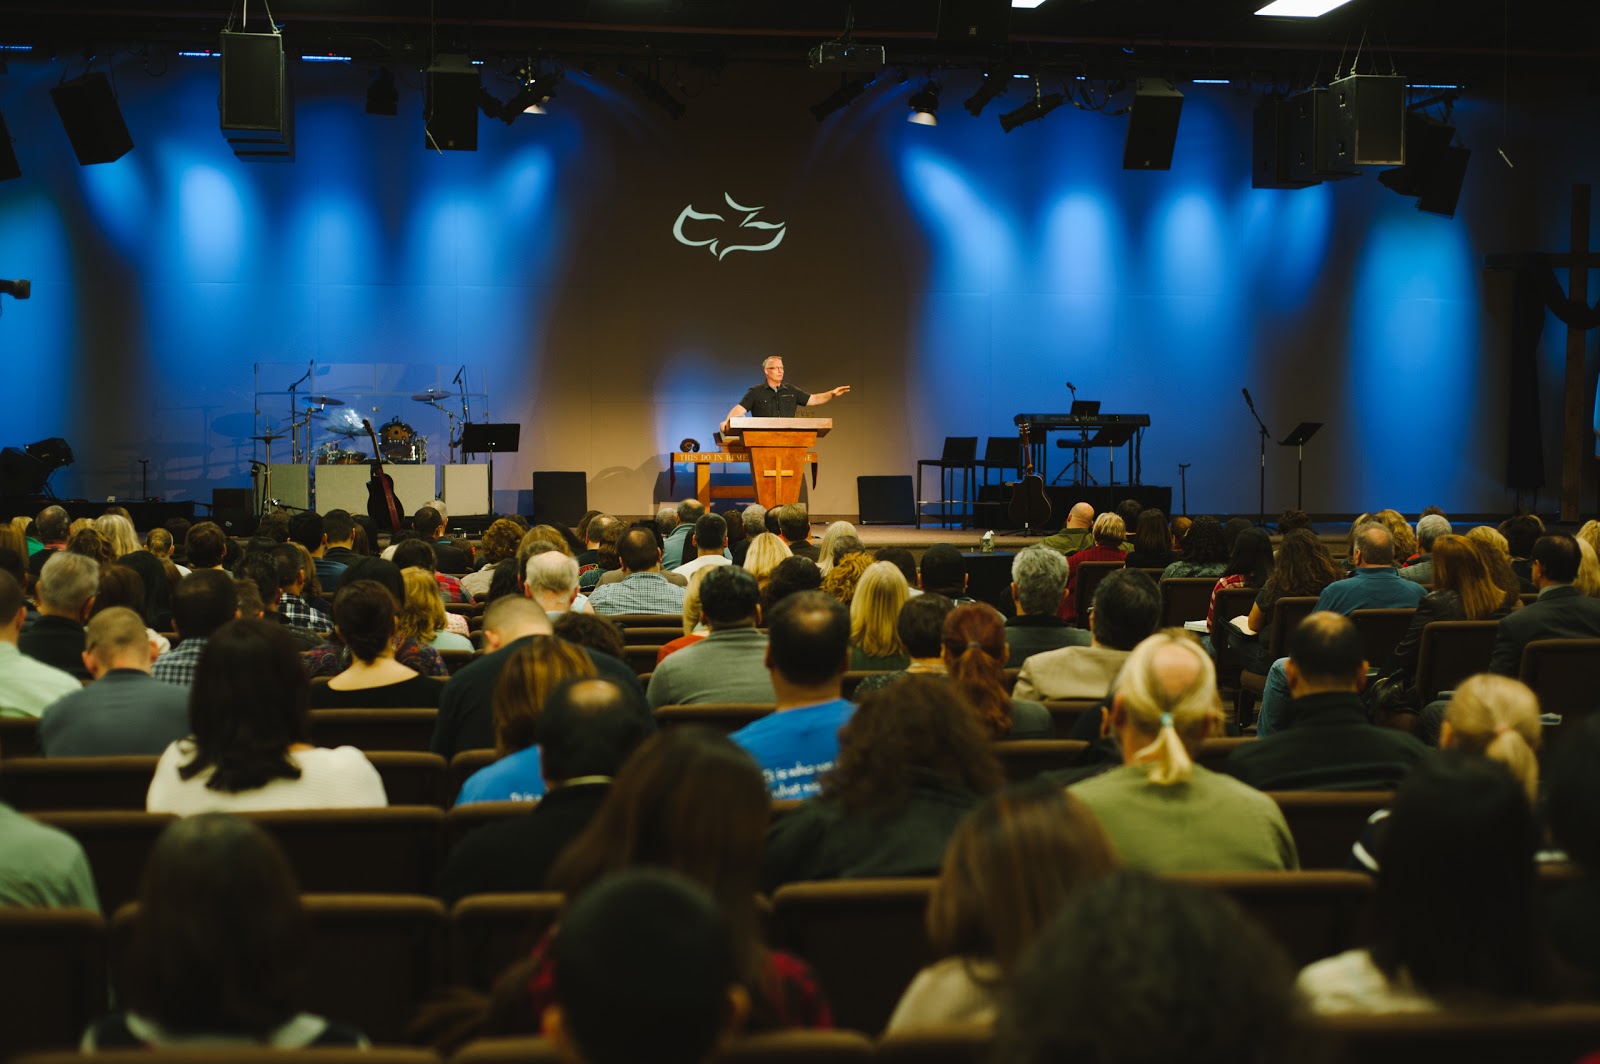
[{"left": 1059, "top": 543, "right": 1128, "bottom": 624}]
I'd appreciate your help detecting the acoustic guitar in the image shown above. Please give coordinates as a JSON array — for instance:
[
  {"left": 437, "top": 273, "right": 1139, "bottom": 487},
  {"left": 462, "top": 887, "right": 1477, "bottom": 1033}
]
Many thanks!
[
  {"left": 362, "top": 419, "right": 404, "bottom": 535},
  {"left": 1007, "top": 423, "right": 1052, "bottom": 533}
]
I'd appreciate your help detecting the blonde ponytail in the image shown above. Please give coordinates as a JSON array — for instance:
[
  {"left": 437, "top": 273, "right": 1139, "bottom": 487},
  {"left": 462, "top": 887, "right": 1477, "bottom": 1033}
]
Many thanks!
[
  {"left": 1443, "top": 674, "right": 1543, "bottom": 805},
  {"left": 1115, "top": 632, "right": 1222, "bottom": 788}
]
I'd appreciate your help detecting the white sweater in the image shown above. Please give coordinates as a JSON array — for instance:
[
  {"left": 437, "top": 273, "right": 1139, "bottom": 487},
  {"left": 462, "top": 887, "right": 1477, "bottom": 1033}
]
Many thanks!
[{"left": 146, "top": 740, "right": 388, "bottom": 814}]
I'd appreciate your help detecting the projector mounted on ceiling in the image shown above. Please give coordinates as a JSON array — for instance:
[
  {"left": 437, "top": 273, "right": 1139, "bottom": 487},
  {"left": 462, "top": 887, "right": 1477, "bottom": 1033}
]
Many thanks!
[{"left": 807, "top": 40, "right": 886, "bottom": 72}]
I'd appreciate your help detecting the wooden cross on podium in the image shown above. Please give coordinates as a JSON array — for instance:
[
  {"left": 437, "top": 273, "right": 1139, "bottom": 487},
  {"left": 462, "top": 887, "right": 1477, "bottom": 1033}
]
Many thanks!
[{"left": 1485, "top": 184, "right": 1599, "bottom": 523}]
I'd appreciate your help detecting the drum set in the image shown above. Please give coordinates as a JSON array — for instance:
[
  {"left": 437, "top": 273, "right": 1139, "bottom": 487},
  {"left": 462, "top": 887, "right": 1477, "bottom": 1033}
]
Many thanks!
[{"left": 297, "top": 389, "right": 467, "bottom": 466}]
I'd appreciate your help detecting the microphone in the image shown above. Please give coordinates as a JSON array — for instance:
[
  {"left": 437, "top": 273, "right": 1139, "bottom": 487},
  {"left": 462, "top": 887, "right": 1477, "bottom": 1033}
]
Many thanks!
[
  {"left": 1242, "top": 387, "right": 1254, "bottom": 407},
  {"left": 0, "top": 279, "right": 30, "bottom": 299},
  {"left": 453, "top": 365, "right": 464, "bottom": 385},
  {"left": 1065, "top": 381, "right": 1075, "bottom": 390}
]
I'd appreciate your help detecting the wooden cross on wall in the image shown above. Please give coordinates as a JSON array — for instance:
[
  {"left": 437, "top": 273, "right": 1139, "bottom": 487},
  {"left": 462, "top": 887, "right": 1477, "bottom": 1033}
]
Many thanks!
[{"left": 1486, "top": 184, "right": 1599, "bottom": 523}]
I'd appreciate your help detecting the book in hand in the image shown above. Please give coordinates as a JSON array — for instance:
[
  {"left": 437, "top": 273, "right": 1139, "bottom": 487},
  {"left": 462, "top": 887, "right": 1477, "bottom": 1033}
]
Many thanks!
[{"left": 1229, "top": 615, "right": 1257, "bottom": 637}]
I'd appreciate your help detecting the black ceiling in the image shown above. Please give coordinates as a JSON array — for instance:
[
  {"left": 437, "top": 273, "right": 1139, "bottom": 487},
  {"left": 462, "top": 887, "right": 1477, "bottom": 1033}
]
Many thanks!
[{"left": 4, "top": 1, "right": 1598, "bottom": 82}]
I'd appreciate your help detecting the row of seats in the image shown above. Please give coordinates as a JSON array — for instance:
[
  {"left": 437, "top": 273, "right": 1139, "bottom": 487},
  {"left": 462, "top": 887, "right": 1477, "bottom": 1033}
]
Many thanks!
[
  {"left": 3, "top": 867, "right": 1589, "bottom": 1054},
  {"left": 13, "top": 791, "right": 1406, "bottom": 914}
]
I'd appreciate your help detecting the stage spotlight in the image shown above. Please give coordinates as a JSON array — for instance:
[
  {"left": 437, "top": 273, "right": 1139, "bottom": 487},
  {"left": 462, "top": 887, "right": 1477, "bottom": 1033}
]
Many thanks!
[
  {"left": 619, "top": 65, "right": 686, "bottom": 121},
  {"left": 477, "top": 87, "right": 505, "bottom": 119},
  {"left": 964, "top": 72, "right": 1007, "bottom": 116},
  {"left": 0, "top": 279, "right": 30, "bottom": 299},
  {"left": 810, "top": 73, "right": 876, "bottom": 121},
  {"left": 366, "top": 67, "right": 398, "bottom": 115},
  {"left": 907, "top": 82, "right": 940, "bottom": 126},
  {"left": 1379, "top": 113, "right": 1470, "bottom": 218},
  {"left": 999, "top": 81, "right": 1063, "bottom": 133},
  {"left": 500, "top": 73, "right": 561, "bottom": 124}
]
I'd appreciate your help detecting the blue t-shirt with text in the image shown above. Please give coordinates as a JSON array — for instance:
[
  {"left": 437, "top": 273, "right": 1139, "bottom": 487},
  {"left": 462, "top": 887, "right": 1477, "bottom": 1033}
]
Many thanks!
[{"left": 729, "top": 698, "right": 856, "bottom": 800}]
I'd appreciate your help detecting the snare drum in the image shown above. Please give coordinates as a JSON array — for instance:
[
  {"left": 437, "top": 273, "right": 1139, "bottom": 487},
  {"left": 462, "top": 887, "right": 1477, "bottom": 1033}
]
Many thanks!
[{"left": 379, "top": 418, "right": 417, "bottom": 463}]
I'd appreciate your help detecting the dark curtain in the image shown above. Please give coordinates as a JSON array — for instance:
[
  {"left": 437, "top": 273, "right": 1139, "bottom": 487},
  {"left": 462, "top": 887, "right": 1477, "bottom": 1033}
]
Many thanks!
[{"left": 1505, "top": 270, "right": 1547, "bottom": 493}]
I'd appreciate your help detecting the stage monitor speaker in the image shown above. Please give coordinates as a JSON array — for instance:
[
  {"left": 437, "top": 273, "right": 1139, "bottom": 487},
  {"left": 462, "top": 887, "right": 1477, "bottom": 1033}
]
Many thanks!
[
  {"left": 857, "top": 475, "right": 916, "bottom": 525},
  {"left": 936, "top": 0, "right": 1010, "bottom": 45},
  {"left": 1325, "top": 73, "right": 1406, "bottom": 167},
  {"left": 1416, "top": 146, "right": 1470, "bottom": 217},
  {"left": 49, "top": 73, "right": 134, "bottom": 165},
  {"left": 0, "top": 113, "right": 19, "bottom": 182},
  {"left": 1122, "top": 80, "right": 1184, "bottom": 170},
  {"left": 1251, "top": 95, "right": 1319, "bottom": 189},
  {"left": 1286, "top": 88, "right": 1359, "bottom": 183},
  {"left": 220, "top": 31, "right": 285, "bottom": 131},
  {"left": 530, "top": 471, "right": 588, "bottom": 529},
  {"left": 212, "top": 488, "right": 257, "bottom": 536},
  {"left": 425, "top": 62, "right": 479, "bottom": 151}
]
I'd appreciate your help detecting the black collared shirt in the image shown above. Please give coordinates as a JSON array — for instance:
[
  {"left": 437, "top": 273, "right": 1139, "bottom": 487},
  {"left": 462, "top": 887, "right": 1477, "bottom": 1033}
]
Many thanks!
[{"left": 739, "top": 383, "right": 812, "bottom": 418}]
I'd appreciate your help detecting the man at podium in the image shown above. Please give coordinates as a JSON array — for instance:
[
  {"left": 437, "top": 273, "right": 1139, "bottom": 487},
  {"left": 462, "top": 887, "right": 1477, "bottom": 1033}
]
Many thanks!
[{"left": 720, "top": 356, "right": 850, "bottom": 434}]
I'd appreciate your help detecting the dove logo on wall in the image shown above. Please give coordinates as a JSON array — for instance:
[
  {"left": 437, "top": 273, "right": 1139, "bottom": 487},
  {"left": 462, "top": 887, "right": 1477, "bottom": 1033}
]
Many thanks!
[{"left": 672, "top": 193, "right": 788, "bottom": 260}]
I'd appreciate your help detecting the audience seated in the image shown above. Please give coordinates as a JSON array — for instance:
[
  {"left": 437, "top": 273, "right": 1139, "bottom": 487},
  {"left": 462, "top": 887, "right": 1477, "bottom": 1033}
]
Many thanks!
[
  {"left": 814, "top": 521, "right": 859, "bottom": 577},
  {"left": 462, "top": 518, "right": 527, "bottom": 601},
  {"left": 1544, "top": 714, "right": 1600, "bottom": 987},
  {"left": 431, "top": 596, "right": 641, "bottom": 758},
  {"left": 992, "top": 872, "right": 1312, "bottom": 1064},
  {"left": 1004, "top": 546, "right": 1087, "bottom": 666},
  {"left": 455, "top": 636, "right": 599, "bottom": 805},
  {"left": 545, "top": 870, "right": 749, "bottom": 1064},
  {"left": 1206, "top": 526, "right": 1273, "bottom": 646},
  {"left": 1122, "top": 508, "right": 1175, "bottom": 570},
  {"left": 917, "top": 544, "right": 975, "bottom": 605},
  {"left": 886, "top": 782, "right": 1117, "bottom": 1032},
  {"left": 147, "top": 619, "right": 387, "bottom": 813},
  {"left": 1040, "top": 501, "right": 1094, "bottom": 557},
  {"left": 730, "top": 507, "right": 764, "bottom": 567},
  {"left": 110, "top": 550, "right": 177, "bottom": 637},
  {"left": 0, "top": 569, "right": 81, "bottom": 717},
  {"left": 413, "top": 505, "right": 473, "bottom": 575},
  {"left": 589, "top": 528, "right": 688, "bottom": 615},
  {"left": 20, "top": 550, "right": 99, "bottom": 680},
  {"left": 551, "top": 611, "right": 626, "bottom": 662},
  {"left": 661, "top": 499, "right": 704, "bottom": 571},
  {"left": 760, "top": 555, "right": 821, "bottom": 617},
  {"left": 235, "top": 552, "right": 322, "bottom": 651},
  {"left": 728, "top": 591, "right": 854, "bottom": 799},
  {"left": 438, "top": 678, "right": 653, "bottom": 901},
  {"left": 1015, "top": 569, "right": 1160, "bottom": 702},
  {"left": 268, "top": 543, "right": 332, "bottom": 635},
  {"left": 676, "top": 513, "right": 734, "bottom": 579},
  {"left": 39, "top": 606, "right": 189, "bottom": 756},
  {"left": 1487, "top": 532, "right": 1600, "bottom": 676},
  {"left": 1230, "top": 529, "right": 1343, "bottom": 675},
  {"left": 393, "top": 537, "right": 466, "bottom": 605},
  {"left": 1070, "top": 632, "right": 1298, "bottom": 871},
  {"left": 308, "top": 580, "right": 447, "bottom": 709},
  {"left": 1225, "top": 612, "right": 1428, "bottom": 791},
  {"left": 775, "top": 504, "right": 819, "bottom": 562},
  {"left": 1399, "top": 512, "right": 1452, "bottom": 585},
  {"left": 847, "top": 561, "right": 911, "bottom": 670},
  {"left": 0, "top": 789, "right": 99, "bottom": 909},
  {"left": 742, "top": 532, "right": 794, "bottom": 595},
  {"left": 1161, "top": 515, "right": 1229, "bottom": 580},
  {"left": 1057, "top": 513, "right": 1126, "bottom": 625},
  {"left": 647, "top": 566, "right": 775, "bottom": 709},
  {"left": 83, "top": 813, "right": 368, "bottom": 1048},
  {"left": 302, "top": 557, "right": 447, "bottom": 680},
  {"left": 943, "top": 604, "right": 1051, "bottom": 739},
  {"left": 852, "top": 594, "right": 955, "bottom": 700},
  {"left": 762, "top": 675, "right": 1005, "bottom": 889},
  {"left": 1297, "top": 753, "right": 1556, "bottom": 1013},
  {"left": 397, "top": 567, "right": 473, "bottom": 652}
]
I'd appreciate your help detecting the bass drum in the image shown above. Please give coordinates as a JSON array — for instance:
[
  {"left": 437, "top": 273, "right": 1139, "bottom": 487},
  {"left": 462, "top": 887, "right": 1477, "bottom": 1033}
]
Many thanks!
[{"left": 379, "top": 417, "right": 417, "bottom": 464}]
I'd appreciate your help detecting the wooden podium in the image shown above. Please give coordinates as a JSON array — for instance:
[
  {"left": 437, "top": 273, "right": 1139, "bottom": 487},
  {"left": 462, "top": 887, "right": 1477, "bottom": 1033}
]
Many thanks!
[{"left": 728, "top": 417, "right": 831, "bottom": 509}]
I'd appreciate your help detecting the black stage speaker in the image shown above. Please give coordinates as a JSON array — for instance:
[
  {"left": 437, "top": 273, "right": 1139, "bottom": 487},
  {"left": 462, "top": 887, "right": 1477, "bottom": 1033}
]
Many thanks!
[
  {"left": 530, "top": 472, "right": 588, "bottom": 529},
  {"left": 1123, "top": 80, "right": 1184, "bottom": 171},
  {"left": 212, "top": 488, "right": 257, "bottom": 536},
  {"left": 220, "top": 31, "right": 285, "bottom": 131},
  {"left": 50, "top": 73, "right": 133, "bottom": 165},
  {"left": 857, "top": 475, "right": 916, "bottom": 525},
  {"left": 1286, "top": 88, "right": 1359, "bottom": 183},
  {"left": 0, "top": 113, "right": 20, "bottom": 182},
  {"left": 1416, "top": 146, "right": 1470, "bottom": 217},
  {"left": 425, "top": 62, "right": 479, "bottom": 151},
  {"left": 937, "top": 0, "right": 1010, "bottom": 45},
  {"left": 1252, "top": 95, "right": 1318, "bottom": 189},
  {"left": 1325, "top": 74, "right": 1405, "bottom": 168}
]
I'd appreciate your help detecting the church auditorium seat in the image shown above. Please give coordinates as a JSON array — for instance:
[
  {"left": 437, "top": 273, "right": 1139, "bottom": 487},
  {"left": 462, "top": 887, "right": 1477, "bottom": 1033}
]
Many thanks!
[
  {"left": 876, "top": 1027, "right": 991, "bottom": 1064},
  {"left": 841, "top": 671, "right": 894, "bottom": 698},
  {"left": 1348, "top": 608, "right": 1417, "bottom": 676},
  {"left": 1072, "top": 561, "right": 1126, "bottom": 628},
  {"left": 0, "top": 907, "right": 107, "bottom": 1057},
  {"left": 623, "top": 644, "right": 663, "bottom": 675},
  {"left": 0, "top": 715, "right": 41, "bottom": 758},
  {"left": 448, "top": 750, "right": 499, "bottom": 804},
  {"left": 1268, "top": 791, "right": 1392, "bottom": 870},
  {"left": 1171, "top": 871, "right": 1373, "bottom": 968},
  {"left": 243, "top": 807, "right": 445, "bottom": 894},
  {"left": 769, "top": 879, "right": 938, "bottom": 1034},
  {"left": 622, "top": 625, "right": 684, "bottom": 647},
  {"left": 438, "top": 649, "right": 479, "bottom": 675},
  {"left": 655, "top": 703, "right": 775, "bottom": 734},
  {"left": 1158, "top": 578, "right": 1217, "bottom": 628},
  {"left": 450, "top": 892, "right": 565, "bottom": 992},
  {"left": 18, "top": 1051, "right": 440, "bottom": 1064},
  {"left": 366, "top": 750, "right": 449, "bottom": 807},
  {"left": 1236, "top": 596, "right": 1320, "bottom": 727},
  {"left": 606, "top": 613, "right": 684, "bottom": 629},
  {"left": 451, "top": 1032, "right": 874, "bottom": 1064},
  {"left": 0, "top": 756, "right": 158, "bottom": 812},
  {"left": 1412, "top": 620, "right": 1500, "bottom": 704},
  {"left": 1519, "top": 638, "right": 1600, "bottom": 752},
  {"left": 991, "top": 740, "right": 1091, "bottom": 783},
  {"left": 443, "top": 799, "right": 534, "bottom": 850},
  {"left": 29, "top": 810, "right": 175, "bottom": 913},
  {"left": 1210, "top": 585, "right": 1261, "bottom": 690},
  {"left": 307, "top": 709, "right": 440, "bottom": 753},
  {"left": 1314, "top": 1006, "right": 1600, "bottom": 1064},
  {"left": 1194, "top": 736, "right": 1253, "bottom": 774},
  {"left": 1042, "top": 698, "right": 1101, "bottom": 738}
]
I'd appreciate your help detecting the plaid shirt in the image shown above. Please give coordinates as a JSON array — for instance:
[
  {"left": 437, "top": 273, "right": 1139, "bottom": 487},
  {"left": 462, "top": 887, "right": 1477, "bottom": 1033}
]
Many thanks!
[
  {"left": 301, "top": 636, "right": 447, "bottom": 679},
  {"left": 435, "top": 572, "right": 465, "bottom": 604},
  {"left": 152, "top": 637, "right": 207, "bottom": 686},
  {"left": 278, "top": 592, "right": 333, "bottom": 634},
  {"left": 588, "top": 571, "right": 687, "bottom": 616}
]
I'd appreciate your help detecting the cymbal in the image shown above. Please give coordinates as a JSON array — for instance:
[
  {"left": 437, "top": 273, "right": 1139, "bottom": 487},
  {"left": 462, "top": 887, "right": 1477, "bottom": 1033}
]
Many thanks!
[
  {"left": 412, "top": 389, "right": 452, "bottom": 402},
  {"left": 249, "top": 433, "right": 286, "bottom": 443},
  {"left": 328, "top": 426, "right": 364, "bottom": 437},
  {"left": 303, "top": 396, "right": 346, "bottom": 407}
]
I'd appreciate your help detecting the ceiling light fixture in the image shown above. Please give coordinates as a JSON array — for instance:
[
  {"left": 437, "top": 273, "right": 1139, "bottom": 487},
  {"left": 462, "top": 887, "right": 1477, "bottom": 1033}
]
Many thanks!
[
  {"left": 998, "top": 78, "right": 1063, "bottom": 133},
  {"left": 809, "top": 73, "right": 876, "bottom": 122},
  {"left": 618, "top": 65, "right": 686, "bottom": 121},
  {"left": 1255, "top": 0, "right": 1357, "bottom": 16},
  {"left": 964, "top": 72, "right": 1007, "bottom": 116},
  {"left": 907, "top": 81, "right": 940, "bottom": 126},
  {"left": 501, "top": 73, "right": 561, "bottom": 123}
]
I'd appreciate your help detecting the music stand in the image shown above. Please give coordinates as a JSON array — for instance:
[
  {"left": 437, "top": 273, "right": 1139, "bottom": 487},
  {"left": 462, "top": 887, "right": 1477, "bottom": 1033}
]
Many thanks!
[
  {"left": 1278, "top": 422, "right": 1323, "bottom": 511},
  {"left": 1068, "top": 399, "right": 1101, "bottom": 417},
  {"left": 1090, "top": 423, "right": 1139, "bottom": 486},
  {"left": 459, "top": 423, "right": 520, "bottom": 515}
]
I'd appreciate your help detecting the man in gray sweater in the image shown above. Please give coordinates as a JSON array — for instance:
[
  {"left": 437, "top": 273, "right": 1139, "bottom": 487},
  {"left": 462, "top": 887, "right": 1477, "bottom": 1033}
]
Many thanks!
[{"left": 646, "top": 565, "right": 775, "bottom": 708}]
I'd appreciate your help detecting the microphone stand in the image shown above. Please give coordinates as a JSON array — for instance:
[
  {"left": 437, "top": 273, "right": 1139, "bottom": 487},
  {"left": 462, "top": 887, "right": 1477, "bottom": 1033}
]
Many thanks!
[{"left": 1242, "top": 390, "right": 1270, "bottom": 528}]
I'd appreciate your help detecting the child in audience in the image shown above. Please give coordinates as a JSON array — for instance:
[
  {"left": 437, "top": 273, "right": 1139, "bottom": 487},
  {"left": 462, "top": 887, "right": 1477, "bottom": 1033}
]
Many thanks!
[
  {"left": 543, "top": 870, "right": 749, "bottom": 1064},
  {"left": 886, "top": 782, "right": 1118, "bottom": 1032},
  {"left": 82, "top": 813, "right": 368, "bottom": 1048}
]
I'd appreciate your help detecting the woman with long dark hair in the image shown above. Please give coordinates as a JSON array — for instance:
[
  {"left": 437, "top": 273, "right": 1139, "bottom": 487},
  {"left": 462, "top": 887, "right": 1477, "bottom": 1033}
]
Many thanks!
[
  {"left": 1123, "top": 509, "right": 1174, "bottom": 571},
  {"left": 1161, "top": 516, "right": 1229, "bottom": 579},
  {"left": 1231, "top": 529, "right": 1342, "bottom": 674},
  {"left": 147, "top": 620, "right": 386, "bottom": 812}
]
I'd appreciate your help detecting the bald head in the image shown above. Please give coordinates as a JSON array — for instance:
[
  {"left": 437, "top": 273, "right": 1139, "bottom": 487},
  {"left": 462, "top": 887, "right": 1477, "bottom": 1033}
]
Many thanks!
[
  {"left": 1352, "top": 522, "right": 1395, "bottom": 567},
  {"left": 84, "top": 606, "right": 154, "bottom": 674},
  {"left": 482, "top": 594, "right": 554, "bottom": 651},
  {"left": 1147, "top": 637, "right": 1205, "bottom": 703},
  {"left": 1286, "top": 611, "right": 1366, "bottom": 693},
  {"left": 1067, "top": 502, "right": 1095, "bottom": 530}
]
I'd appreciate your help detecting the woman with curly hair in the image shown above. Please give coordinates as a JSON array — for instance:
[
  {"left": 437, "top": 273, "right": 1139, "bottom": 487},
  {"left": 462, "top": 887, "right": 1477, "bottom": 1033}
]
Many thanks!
[
  {"left": 1231, "top": 529, "right": 1343, "bottom": 674},
  {"left": 849, "top": 561, "right": 910, "bottom": 670},
  {"left": 762, "top": 675, "right": 1005, "bottom": 889},
  {"left": 1375, "top": 509, "right": 1418, "bottom": 565},
  {"left": 887, "top": 782, "right": 1118, "bottom": 1031},
  {"left": 1161, "top": 516, "right": 1228, "bottom": 579},
  {"left": 820, "top": 550, "right": 872, "bottom": 607},
  {"left": 461, "top": 518, "right": 526, "bottom": 601},
  {"left": 942, "top": 604, "right": 1051, "bottom": 739}
]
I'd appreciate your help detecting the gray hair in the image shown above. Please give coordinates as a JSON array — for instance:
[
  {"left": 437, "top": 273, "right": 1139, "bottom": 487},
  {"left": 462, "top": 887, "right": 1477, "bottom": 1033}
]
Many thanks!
[
  {"left": 525, "top": 550, "right": 580, "bottom": 596},
  {"left": 1354, "top": 521, "right": 1395, "bottom": 565},
  {"left": 742, "top": 504, "right": 768, "bottom": 536},
  {"left": 38, "top": 551, "right": 100, "bottom": 613},
  {"left": 676, "top": 498, "right": 705, "bottom": 524},
  {"left": 1416, "top": 513, "right": 1453, "bottom": 551},
  {"left": 654, "top": 507, "right": 679, "bottom": 536},
  {"left": 1011, "top": 545, "right": 1070, "bottom": 616}
]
